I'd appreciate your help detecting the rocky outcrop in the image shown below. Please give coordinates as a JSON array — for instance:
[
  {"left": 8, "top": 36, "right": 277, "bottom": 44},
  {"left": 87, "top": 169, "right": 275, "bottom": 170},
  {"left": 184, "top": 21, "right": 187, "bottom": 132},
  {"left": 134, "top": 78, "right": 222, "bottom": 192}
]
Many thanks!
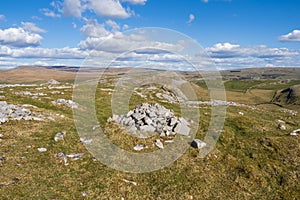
[
  {"left": 271, "top": 85, "right": 300, "bottom": 106},
  {"left": 0, "top": 101, "right": 45, "bottom": 124}
]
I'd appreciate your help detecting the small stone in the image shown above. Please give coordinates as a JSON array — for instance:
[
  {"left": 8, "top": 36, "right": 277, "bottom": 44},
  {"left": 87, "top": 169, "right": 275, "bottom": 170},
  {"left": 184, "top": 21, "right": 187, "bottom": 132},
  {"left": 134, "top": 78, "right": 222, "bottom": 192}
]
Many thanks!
[
  {"left": 155, "top": 139, "right": 164, "bottom": 149},
  {"left": 54, "top": 131, "right": 66, "bottom": 142},
  {"left": 80, "top": 137, "right": 93, "bottom": 145},
  {"left": 37, "top": 148, "right": 47, "bottom": 152},
  {"left": 122, "top": 179, "right": 137, "bottom": 186},
  {"left": 278, "top": 124, "right": 286, "bottom": 130},
  {"left": 290, "top": 129, "right": 300, "bottom": 136},
  {"left": 133, "top": 144, "right": 144, "bottom": 151},
  {"left": 0, "top": 157, "right": 5, "bottom": 162},
  {"left": 66, "top": 153, "right": 84, "bottom": 160},
  {"left": 190, "top": 139, "right": 206, "bottom": 149},
  {"left": 82, "top": 192, "right": 88, "bottom": 197},
  {"left": 57, "top": 152, "right": 68, "bottom": 165},
  {"left": 238, "top": 111, "right": 244, "bottom": 116}
]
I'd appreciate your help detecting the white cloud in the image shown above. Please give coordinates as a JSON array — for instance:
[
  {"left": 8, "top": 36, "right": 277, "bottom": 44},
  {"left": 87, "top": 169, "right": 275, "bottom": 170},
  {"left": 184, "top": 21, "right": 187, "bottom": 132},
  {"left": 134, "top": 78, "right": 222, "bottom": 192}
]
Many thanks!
[
  {"left": 62, "top": 0, "right": 83, "bottom": 18},
  {"left": 21, "top": 22, "right": 46, "bottom": 33},
  {"left": 278, "top": 30, "right": 300, "bottom": 42},
  {"left": 204, "top": 42, "right": 300, "bottom": 69},
  {"left": 33, "top": 61, "right": 49, "bottom": 66},
  {"left": 41, "top": 0, "right": 147, "bottom": 19},
  {"left": 0, "top": 45, "right": 88, "bottom": 59},
  {"left": 89, "top": 0, "right": 131, "bottom": 18},
  {"left": 206, "top": 42, "right": 299, "bottom": 58},
  {"left": 80, "top": 19, "right": 111, "bottom": 38},
  {"left": 0, "top": 14, "right": 5, "bottom": 20},
  {"left": 40, "top": 8, "right": 61, "bottom": 18},
  {"left": 121, "top": 0, "right": 147, "bottom": 5},
  {"left": 187, "top": 14, "right": 195, "bottom": 24},
  {"left": 106, "top": 20, "right": 120, "bottom": 32},
  {"left": 0, "top": 28, "right": 43, "bottom": 47}
]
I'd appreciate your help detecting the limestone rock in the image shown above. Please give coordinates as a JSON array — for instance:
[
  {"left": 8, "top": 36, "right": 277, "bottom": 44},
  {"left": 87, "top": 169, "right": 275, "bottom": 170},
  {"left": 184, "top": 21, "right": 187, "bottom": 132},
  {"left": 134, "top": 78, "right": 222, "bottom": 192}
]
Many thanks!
[
  {"left": 190, "top": 139, "right": 206, "bottom": 149},
  {"left": 155, "top": 139, "right": 164, "bottom": 149},
  {"left": 54, "top": 131, "right": 66, "bottom": 142}
]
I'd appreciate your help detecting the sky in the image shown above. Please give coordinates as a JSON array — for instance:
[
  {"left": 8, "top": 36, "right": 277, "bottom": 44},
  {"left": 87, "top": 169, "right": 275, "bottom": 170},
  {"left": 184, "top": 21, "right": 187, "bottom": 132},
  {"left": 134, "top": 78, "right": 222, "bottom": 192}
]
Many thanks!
[{"left": 0, "top": 0, "right": 300, "bottom": 70}]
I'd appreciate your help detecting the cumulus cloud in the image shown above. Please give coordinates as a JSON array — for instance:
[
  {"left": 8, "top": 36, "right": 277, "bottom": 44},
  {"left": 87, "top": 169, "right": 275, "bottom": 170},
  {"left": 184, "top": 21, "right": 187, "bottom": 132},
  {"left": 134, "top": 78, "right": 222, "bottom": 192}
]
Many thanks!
[
  {"left": 204, "top": 42, "right": 300, "bottom": 69},
  {"left": 21, "top": 22, "right": 46, "bottom": 33},
  {"left": 278, "top": 30, "right": 300, "bottom": 42},
  {"left": 121, "top": 0, "right": 147, "bottom": 5},
  {"left": 187, "top": 14, "right": 195, "bottom": 24},
  {"left": 62, "top": 0, "right": 83, "bottom": 18},
  {"left": 41, "top": 0, "right": 147, "bottom": 19},
  {"left": 0, "top": 28, "right": 43, "bottom": 47},
  {"left": 89, "top": 0, "right": 131, "bottom": 18},
  {"left": 106, "top": 20, "right": 120, "bottom": 32},
  {"left": 80, "top": 19, "right": 111, "bottom": 38}
]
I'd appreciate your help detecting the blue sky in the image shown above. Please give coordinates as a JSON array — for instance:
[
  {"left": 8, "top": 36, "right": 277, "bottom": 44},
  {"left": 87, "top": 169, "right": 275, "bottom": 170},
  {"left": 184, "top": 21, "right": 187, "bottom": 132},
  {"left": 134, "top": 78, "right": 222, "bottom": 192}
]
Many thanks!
[{"left": 0, "top": 0, "right": 300, "bottom": 70}]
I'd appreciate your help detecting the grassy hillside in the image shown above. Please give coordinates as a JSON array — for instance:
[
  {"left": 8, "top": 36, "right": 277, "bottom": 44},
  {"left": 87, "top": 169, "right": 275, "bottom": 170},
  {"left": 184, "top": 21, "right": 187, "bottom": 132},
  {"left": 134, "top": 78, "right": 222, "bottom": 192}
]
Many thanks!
[{"left": 0, "top": 67, "right": 299, "bottom": 199}]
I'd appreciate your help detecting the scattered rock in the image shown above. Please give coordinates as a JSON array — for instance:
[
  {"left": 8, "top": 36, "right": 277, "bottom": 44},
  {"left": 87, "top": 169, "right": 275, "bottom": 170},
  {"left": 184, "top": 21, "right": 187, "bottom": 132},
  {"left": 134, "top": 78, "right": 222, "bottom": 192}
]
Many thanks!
[
  {"left": 0, "top": 178, "right": 20, "bottom": 188},
  {"left": 133, "top": 144, "right": 145, "bottom": 151},
  {"left": 80, "top": 137, "right": 93, "bottom": 145},
  {"left": 122, "top": 179, "right": 137, "bottom": 186},
  {"left": 0, "top": 101, "right": 45, "bottom": 124},
  {"left": 14, "top": 91, "right": 47, "bottom": 98},
  {"left": 57, "top": 152, "right": 68, "bottom": 165},
  {"left": 238, "top": 111, "right": 244, "bottom": 116},
  {"left": 66, "top": 153, "right": 84, "bottom": 160},
  {"left": 37, "top": 148, "right": 47, "bottom": 152},
  {"left": 190, "top": 139, "right": 207, "bottom": 149},
  {"left": 82, "top": 192, "right": 88, "bottom": 197},
  {"left": 54, "top": 131, "right": 66, "bottom": 142},
  {"left": 155, "top": 139, "right": 164, "bottom": 149},
  {"left": 48, "top": 85, "right": 72, "bottom": 90},
  {"left": 47, "top": 79, "right": 60, "bottom": 85},
  {"left": 52, "top": 99, "right": 79, "bottom": 108},
  {"left": 277, "top": 119, "right": 285, "bottom": 124},
  {"left": 278, "top": 124, "right": 287, "bottom": 130},
  {"left": 290, "top": 129, "right": 300, "bottom": 136}
]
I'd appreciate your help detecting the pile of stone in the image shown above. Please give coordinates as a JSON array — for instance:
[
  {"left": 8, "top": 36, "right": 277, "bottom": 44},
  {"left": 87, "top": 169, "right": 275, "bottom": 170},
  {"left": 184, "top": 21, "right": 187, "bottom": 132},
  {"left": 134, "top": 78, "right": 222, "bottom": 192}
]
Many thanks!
[
  {"left": 109, "top": 103, "right": 190, "bottom": 137},
  {"left": 47, "top": 79, "right": 60, "bottom": 85},
  {"left": 51, "top": 99, "right": 79, "bottom": 108},
  {"left": 0, "top": 101, "right": 44, "bottom": 124}
]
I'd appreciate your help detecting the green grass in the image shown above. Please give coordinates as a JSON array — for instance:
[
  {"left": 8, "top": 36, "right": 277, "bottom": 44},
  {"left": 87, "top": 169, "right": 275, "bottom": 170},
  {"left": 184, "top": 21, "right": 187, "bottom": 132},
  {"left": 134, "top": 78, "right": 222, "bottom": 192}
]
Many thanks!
[
  {"left": 224, "top": 80, "right": 272, "bottom": 92},
  {"left": 0, "top": 77, "right": 299, "bottom": 199}
]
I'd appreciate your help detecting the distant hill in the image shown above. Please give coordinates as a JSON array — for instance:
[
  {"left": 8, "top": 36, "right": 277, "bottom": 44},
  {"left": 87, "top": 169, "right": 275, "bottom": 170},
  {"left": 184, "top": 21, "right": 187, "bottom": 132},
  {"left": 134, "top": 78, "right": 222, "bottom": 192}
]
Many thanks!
[{"left": 0, "top": 66, "right": 76, "bottom": 83}]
